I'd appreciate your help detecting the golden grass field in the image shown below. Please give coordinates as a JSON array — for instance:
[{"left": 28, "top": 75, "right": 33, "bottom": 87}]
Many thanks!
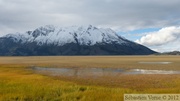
[{"left": 0, "top": 56, "right": 180, "bottom": 101}]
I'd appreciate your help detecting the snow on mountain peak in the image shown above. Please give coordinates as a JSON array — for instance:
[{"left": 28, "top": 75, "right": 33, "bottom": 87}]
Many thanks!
[{"left": 3, "top": 25, "right": 127, "bottom": 46}]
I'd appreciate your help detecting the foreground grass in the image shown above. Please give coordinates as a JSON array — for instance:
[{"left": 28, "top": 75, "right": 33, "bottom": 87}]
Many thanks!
[
  {"left": 0, "top": 66, "right": 128, "bottom": 101},
  {"left": 1, "top": 66, "right": 180, "bottom": 101},
  {"left": 0, "top": 56, "right": 180, "bottom": 101}
]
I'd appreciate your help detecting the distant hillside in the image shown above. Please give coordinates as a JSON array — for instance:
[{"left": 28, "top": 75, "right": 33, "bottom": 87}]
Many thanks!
[{"left": 155, "top": 51, "right": 180, "bottom": 55}]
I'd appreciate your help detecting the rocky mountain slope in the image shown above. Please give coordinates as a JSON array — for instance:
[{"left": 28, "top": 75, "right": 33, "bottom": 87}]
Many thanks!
[{"left": 0, "top": 25, "right": 156, "bottom": 55}]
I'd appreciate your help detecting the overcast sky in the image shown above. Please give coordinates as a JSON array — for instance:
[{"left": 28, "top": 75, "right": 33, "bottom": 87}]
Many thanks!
[{"left": 1, "top": 0, "right": 180, "bottom": 52}]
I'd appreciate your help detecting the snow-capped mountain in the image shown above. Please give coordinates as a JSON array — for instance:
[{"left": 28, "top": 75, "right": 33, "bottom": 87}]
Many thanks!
[
  {"left": 5, "top": 25, "right": 127, "bottom": 46},
  {"left": 0, "top": 25, "right": 156, "bottom": 55}
]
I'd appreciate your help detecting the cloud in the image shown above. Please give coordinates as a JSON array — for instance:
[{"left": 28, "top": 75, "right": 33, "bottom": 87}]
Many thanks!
[
  {"left": 136, "top": 26, "right": 180, "bottom": 52},
  {"left": 1, "top": 0, "right": 180, "bottom": 35},
  {"left": 1, "top": 0, "right": 180, "bottom": 52}
]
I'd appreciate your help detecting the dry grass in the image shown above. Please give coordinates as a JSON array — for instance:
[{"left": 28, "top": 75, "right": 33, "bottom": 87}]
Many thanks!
[
  {"left": 0, "top": 56, "right": 180, "bottom": 101},
  {"left": 0, "top": 66, "right": 128, "bottom": 101},
  {"left": 54, "top": 74, "right": 180, "bottom": 90},
  {"left": 0, "top": 55, "right": 180, "bottom": 70}
]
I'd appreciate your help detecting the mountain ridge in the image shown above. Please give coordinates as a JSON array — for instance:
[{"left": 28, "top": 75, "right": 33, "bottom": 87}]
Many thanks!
[
  {"left": 5, "top": 25, "right": 128, "bottom": 46},
  {"left": 0, "top": 25, "right": 156, "bottom": 56}
]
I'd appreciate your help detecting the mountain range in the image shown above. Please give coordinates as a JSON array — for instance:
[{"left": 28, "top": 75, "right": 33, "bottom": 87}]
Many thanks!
[{"left": 0, "top": 25, "right": 156, "bottom": 56}]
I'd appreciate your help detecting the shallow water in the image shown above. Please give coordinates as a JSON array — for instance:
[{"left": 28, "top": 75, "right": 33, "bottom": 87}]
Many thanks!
[
  {"left": 139, "top": 62, "right": 172, "bottom": 64},
  {"left": 32, "top": 67, "right": 125, "bottom": 78},
  {"left": 124, "top": 69, "right": 180, "bottom": 74},
  {"left": 32, "top": 67, "right": 180, "bottom": 78}
]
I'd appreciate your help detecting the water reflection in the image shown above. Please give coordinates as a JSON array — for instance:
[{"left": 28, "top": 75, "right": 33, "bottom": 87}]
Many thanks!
[
  {"left": 32, "top": 67, "right": 125, "bottom": 78},
  {"left": 32, "top": 67, "right": 180, "bottom": 78}
]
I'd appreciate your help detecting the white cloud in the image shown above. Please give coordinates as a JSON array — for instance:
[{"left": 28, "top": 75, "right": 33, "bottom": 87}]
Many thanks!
[
  {"left": 1, "top": 0, "right": 180, "bottom": 35},
  {"left": 136, "top": 26, "right": 180, "bottom": 52},
  {"left": 1, "top": 0, "right": 180, "bottom": 52}
]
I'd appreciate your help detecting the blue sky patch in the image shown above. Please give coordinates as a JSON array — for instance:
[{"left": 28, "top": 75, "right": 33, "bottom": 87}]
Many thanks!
[{"left": 118, "top": 28, "right": 161, "bottom": 41}]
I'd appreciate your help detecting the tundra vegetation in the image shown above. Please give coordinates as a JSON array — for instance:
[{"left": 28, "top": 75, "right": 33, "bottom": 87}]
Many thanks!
[{"left": 0, "top": 56, "right": 180, "bottom": 101}]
